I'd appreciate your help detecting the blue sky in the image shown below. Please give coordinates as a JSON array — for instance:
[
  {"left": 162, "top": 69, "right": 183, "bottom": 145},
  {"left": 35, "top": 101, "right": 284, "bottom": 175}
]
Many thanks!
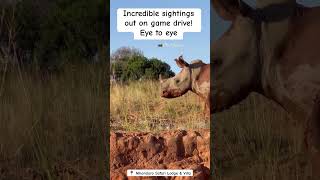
[{"left": 110, "top": 0, "right": 210, "bottom": 73}]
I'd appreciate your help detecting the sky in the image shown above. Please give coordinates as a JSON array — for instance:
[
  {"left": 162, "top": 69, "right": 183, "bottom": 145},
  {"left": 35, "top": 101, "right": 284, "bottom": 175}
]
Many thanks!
[
  {"left": 110, "top": 0, "right": 210, "bottom": 73},
  {"left": 111, "top": 0, "right": 320, "bottom": 73}
]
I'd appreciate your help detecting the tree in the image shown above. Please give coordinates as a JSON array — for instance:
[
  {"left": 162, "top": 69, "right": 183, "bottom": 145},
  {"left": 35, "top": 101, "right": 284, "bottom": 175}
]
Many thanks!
[
  {"left": 110, "top": 47, "right": 143, "bottom": 62},
  {"left": 110, "top": 47, "right": 174, "bottom": 82},
  {"left": 111, "top": 60, "right": 126, "bottom": 81},
  {"left": 144, "top": 58, "right": 174, "bottom": 79},
  {"left": 123, "top": 55, "right": 148, "bottom": 81}
]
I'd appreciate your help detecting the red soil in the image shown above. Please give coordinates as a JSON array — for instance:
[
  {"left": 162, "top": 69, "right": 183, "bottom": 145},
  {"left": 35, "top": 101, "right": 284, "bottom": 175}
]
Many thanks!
[{"left": 110, "top": 129, "right": 210, "bottom": 180}]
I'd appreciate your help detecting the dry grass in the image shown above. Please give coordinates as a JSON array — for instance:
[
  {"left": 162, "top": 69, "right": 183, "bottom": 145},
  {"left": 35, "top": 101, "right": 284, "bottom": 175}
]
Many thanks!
[
  {"left": 110, "top": 80, "right": 210, "bottom": 132},
  {"left": 109, "top": 80, "right": 313, "bottom": 178},
  {"left": 0, "top": 64, "right": 107, "bottom": 179},
  {"left": 212, "top": 93, "right": 312, "bottom": 179}
]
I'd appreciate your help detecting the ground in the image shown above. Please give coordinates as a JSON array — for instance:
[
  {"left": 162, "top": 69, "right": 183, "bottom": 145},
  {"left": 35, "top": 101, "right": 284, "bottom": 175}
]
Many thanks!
[{"left": 110, "top": 129, "right": 210, "bottom": 180}]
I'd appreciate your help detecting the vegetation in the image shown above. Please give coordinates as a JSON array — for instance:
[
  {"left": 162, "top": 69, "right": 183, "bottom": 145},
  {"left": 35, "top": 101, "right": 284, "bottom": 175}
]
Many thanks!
[
  {"left": 0, "top": 64, "right": 107, "bottom": 179},
  {"left": 110, "top": 80, "right": 209, "bottom": 132},
  {"left": 111, "top": 47, "right": 175, "bottom": 82},
  {"left": 212, "top": 93, "right": 311, "bottom": 179},
  {"left": 0, "top": 0, "right": 108, "bottom": 178},
  {"left": 109, "top": 81, "right": 311, "bottom": 178}
]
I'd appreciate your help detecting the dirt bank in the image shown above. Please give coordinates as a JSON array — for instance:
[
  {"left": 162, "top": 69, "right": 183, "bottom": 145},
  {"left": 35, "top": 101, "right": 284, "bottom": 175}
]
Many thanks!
[{"left": 110, "top": 129, "right": 210, "bottom": 180}]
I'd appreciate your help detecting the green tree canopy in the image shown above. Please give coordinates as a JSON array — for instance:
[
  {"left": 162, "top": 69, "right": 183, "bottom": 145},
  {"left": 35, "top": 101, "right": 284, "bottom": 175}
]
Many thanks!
[{"left": 110, "top": 47, "right": 174, "bottom": 82}]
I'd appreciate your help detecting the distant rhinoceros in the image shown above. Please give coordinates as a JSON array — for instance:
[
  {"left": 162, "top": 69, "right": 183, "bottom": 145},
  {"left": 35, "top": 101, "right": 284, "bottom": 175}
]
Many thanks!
[
  {"left": 160, "top": 56, "right": 210, "bottom": 115},
  {"left": 211, "top": 0, "right": 320, "bottom": 176}
]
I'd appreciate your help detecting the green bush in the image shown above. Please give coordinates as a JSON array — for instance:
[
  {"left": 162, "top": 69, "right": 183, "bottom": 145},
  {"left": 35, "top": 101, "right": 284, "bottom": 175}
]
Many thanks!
[
  {"left": 145, "top": 58, "right": 174, "bottom": 79},
  {"left": 111, "top": 48, "right": 175, "bottom": 82}
]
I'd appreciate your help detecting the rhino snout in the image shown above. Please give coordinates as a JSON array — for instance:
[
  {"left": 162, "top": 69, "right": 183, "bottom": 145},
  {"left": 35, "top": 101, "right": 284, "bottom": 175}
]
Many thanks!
[{"left": 161, "top": 90, "right": 169, "bottom": 97}]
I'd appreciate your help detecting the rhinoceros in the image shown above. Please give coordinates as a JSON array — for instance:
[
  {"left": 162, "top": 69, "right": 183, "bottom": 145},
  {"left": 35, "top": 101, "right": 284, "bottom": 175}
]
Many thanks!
[
  {"left": 159, "top": 56, "right": 210, "bottom": 115},
  {"left": 211, "top": 0, "right": 320, "bottom": 177}
]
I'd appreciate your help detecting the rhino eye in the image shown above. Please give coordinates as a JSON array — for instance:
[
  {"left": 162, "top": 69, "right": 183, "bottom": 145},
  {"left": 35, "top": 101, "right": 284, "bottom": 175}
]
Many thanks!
[{"left": 175, "top": 79, "right": 180, "bottom": 84}]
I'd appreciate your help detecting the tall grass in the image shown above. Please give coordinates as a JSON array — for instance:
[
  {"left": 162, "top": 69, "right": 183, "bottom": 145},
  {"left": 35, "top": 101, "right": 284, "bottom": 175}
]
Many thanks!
[
  {"left": 212, "top": 93, "right": 311, "bottom": 179},
  {"left": 0, "top": 63, "right": 107, "bottom": 179},
  {"left": 110, "top": 80, "right": 209, "bottom": 132}
]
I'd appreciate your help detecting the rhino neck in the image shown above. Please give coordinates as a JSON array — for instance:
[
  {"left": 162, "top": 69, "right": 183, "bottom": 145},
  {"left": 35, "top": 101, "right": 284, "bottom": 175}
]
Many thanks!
[
  {"left": 257, "top": 2, "right": 307, "bottom": 118},
  {"left": 190, "top": 64, "right": 210, "bottom": 99},
  {"left": 254, "top": 1, "right": 295, "bottom": 93},
  {"left": 260, "top": 62, "right": 306, "bottom": 118}
]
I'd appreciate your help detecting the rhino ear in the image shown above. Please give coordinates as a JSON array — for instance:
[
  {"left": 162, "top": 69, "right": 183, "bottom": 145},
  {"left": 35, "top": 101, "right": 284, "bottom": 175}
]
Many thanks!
[
  {"left": 175, "top": 56, "right": 189, "bottom": 68},
  {"left": 159, "top": 74, "right": 163, "bottom": 83},
  {"left": 212, "top": 0, "right": 253, "bottom": 21}
]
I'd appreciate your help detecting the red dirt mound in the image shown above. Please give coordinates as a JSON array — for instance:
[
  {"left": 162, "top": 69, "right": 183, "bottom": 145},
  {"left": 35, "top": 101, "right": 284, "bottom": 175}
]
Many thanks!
[{"left": 110, "top": 129, "right": 210, "bottom": 180}]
